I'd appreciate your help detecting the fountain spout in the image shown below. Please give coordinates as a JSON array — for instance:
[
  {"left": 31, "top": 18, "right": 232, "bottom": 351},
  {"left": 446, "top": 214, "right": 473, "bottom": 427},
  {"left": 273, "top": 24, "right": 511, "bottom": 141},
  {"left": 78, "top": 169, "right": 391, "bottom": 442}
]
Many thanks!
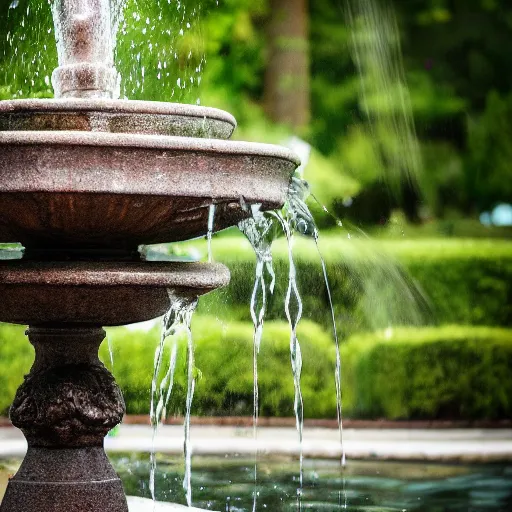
[{"left": 51, "top": 0, "right": 122, "bottom": 98}]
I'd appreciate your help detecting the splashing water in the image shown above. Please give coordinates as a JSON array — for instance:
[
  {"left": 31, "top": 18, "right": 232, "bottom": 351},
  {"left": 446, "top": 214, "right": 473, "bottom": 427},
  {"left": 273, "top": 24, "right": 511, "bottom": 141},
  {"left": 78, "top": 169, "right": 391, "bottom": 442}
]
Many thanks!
[
  {"left": 149, "top": 295, "right": 197, "bottom": 504},
  {"left": 207, "top": 203, "right": 216, "bottom": 263},
  {"left": 117, "top": 0, "right": 206, "bottom": 103},
  {"left": 238, "top": 204, "right": 277, "bottom": 512},
  {"left": 1, "top": 0, "right": 207, "bottom": 103},
  {"left": 346, "top": 0, "right": 422, "bottom": 193},
  {"left": 1, "top": 0, "right": 56, "bottom": 98}
]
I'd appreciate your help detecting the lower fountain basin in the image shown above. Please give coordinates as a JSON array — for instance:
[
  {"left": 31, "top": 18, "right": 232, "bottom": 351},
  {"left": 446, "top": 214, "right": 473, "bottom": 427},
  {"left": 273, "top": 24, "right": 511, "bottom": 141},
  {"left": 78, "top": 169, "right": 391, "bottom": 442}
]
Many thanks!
[
  {"left": 0, "top": 131, "right": 299, "bottom": 251},
  {"left": 0, "top": 261, "right": 229, "bottom": 326}
]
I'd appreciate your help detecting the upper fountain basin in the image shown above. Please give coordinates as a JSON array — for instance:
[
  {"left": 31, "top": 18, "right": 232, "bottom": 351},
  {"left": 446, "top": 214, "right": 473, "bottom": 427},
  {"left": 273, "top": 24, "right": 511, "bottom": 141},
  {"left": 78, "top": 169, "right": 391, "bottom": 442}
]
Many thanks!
[
  {"left": 0, "top": 99, "right": 237, "bottom": 139},
  {"left": 0, "top": 130, "right": 299, "bottom": 253}
]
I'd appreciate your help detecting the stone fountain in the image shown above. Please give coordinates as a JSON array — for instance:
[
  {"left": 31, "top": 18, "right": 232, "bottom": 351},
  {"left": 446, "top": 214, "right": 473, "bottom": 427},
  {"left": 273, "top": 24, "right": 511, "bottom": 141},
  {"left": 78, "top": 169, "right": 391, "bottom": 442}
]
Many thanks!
[{"left": 0, "top": 0, "right": 299, "bottom": 510}]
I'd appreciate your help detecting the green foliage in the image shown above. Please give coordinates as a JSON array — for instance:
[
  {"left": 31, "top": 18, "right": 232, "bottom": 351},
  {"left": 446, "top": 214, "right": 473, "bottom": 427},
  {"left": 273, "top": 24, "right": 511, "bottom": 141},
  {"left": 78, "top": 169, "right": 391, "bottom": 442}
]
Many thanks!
[
  {"left": 399, "top": 241, "right": 512, "bottom": 326},
  {"left": 345, "top": 325, "right": 512, "bottom": 420},
  {"left": 102, "top": 317, "right": 337, "bottom": 418},
  {"left": 467, "top": 90, "right": 512, "bottom": 210},
  {"left": 419, "top": 142, "right": 465, "bottom": 217},
  {"left": 1, "top": 322, "right": 511, "bottom": 420},
  {"left": 0, "top": 324, "right": 33, "bottom": 415},
  {"left": 192, "top": 236, "right": 512, "bottom": 332}
]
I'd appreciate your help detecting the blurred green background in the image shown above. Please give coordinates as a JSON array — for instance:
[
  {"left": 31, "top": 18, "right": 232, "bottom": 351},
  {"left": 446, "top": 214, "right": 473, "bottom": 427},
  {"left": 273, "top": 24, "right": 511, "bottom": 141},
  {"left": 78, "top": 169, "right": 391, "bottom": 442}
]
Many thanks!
[{"left": 0, "top": 0, "right": 511, "bottom": 421}]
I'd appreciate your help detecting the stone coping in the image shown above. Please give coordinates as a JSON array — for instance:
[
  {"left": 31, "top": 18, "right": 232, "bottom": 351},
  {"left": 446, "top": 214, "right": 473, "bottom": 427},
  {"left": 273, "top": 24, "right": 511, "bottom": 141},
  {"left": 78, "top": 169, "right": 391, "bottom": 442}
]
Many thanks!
[
  {"left": 1, "top": 424, "right": 511, "bottom": 463},
  {"left": 127, "top": 496, "right": 213, "bottom": 511}
]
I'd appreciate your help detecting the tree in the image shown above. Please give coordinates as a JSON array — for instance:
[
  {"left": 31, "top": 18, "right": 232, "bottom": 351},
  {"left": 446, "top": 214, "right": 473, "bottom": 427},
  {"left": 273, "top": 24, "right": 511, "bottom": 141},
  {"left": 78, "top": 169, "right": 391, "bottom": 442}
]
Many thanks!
[{"left": 264, "top": 0, "right": 310, "bottom": 131}]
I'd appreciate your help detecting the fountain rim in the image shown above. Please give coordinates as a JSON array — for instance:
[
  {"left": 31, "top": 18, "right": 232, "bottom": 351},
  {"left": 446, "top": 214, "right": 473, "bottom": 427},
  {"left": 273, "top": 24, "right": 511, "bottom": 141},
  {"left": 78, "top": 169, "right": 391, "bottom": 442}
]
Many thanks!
[
  {"left": 0, "top": 130, "right": 302, "bottom": 165},
  {"left": 0, "top": 261, "right": 230, "bottom": 290},
  {"left": 0, "top": 98, "right": 237, "bottom": 128}
]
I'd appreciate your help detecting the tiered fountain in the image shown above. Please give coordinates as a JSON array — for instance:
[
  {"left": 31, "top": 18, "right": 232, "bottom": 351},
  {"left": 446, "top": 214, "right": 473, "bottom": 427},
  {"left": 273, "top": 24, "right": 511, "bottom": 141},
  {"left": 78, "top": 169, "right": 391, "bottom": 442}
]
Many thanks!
[{"left": 0, "top": 0, "right": 299, "bottom": 510}]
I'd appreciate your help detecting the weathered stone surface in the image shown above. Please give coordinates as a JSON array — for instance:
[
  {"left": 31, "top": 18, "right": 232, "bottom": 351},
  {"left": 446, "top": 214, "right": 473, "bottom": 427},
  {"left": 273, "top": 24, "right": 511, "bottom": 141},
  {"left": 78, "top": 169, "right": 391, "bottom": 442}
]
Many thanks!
[
  {"left": 11, "top": 362, "right": 124, "bottom": 447},
  {"left": 0, "top": 99, "right": 237, "bottom": 139},
  {"left": 0, "top": 261, "right": 230, "bottom": 326},
  {"left": 0, "top": 131, "right": 298, "bottom": 251},
  {"left": 10, "top": 327, "right": 125, "bottom": 447},
  {"left": 1, "top": 478, "right": 128, "bottom": 512},
  {"left": 0, "top": 327, "right": 129, "bottom": 512}
]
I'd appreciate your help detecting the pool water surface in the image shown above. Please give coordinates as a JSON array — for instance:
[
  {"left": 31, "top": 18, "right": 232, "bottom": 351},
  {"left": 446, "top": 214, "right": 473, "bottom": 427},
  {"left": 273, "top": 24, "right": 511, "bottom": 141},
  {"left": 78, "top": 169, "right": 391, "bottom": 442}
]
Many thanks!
[{"left": 112, "top": 455, "right": 512, "bottom": 511}]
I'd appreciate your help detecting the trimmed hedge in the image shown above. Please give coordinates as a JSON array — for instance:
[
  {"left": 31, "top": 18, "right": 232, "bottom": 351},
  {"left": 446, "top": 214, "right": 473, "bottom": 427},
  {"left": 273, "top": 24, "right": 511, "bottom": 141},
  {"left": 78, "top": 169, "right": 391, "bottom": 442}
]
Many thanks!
[
  {"left": 103, "top": 317, "right": 338, "bottom": 418},
  {"left": 1, "top": 322, "right": 511, "bottom": 420},
  {"left": 344, "top": 325, "right": 512, "bottom": 420},
  {"left": 189, "top": 236, "right": 512, "bottom": 332}
]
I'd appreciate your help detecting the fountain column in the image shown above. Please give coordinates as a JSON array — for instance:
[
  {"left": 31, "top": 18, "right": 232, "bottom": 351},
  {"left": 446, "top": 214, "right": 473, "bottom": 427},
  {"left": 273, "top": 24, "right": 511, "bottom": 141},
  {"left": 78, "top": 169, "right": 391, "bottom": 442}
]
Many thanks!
[
  {"left": 51, "top": 0, "right": 122, "bottom": 98},
  {"left": 0, "top": 327, "right": 128, "bottom": 512}
]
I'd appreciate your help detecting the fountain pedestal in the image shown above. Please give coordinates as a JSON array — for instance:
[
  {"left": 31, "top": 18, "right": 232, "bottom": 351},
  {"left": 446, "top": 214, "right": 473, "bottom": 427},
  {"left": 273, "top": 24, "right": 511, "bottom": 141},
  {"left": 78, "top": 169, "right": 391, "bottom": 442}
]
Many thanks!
[{"left": 0, "top": 327, "right": 128, "bottom": 512}]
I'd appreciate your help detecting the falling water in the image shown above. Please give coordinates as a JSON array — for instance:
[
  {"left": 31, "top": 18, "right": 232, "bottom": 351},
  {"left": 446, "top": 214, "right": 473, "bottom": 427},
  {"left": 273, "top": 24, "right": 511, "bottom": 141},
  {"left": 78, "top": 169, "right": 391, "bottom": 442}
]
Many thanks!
[
  {"left": 182, "top": 297, "right": 198, "bottom": 507},
  {"left": 207, "top": 203, "right": 216, "bottom": 263},
  {"left": 238, "top": 204, "right": 277, "bottom": 512},
  {"left": 149, "top": 295, "right": 197, "bottom": 504},
  {"left": 276, "top": 174, "right": 348, "bottom": 504},
  {"left": 272, "top": 210, "right": 304, "bottom": 505},
  {"left": 295, "top": 183, "right": 349, "bottom": 468},
  {"left": 107, "top": 333, "right": 115, "bottom": 372},
  {"left": 1, "top": 0, "right": 56, "bottom": 98},
  {"left": 1, "top": 0, "right": 206, "bottom": 104}
]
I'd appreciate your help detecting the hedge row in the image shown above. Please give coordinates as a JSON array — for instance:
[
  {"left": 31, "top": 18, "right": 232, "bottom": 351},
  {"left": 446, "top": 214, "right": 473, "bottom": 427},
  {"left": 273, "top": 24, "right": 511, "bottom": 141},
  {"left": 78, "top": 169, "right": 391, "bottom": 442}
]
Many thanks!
[
  {"left": 186, "top": 236, "right": 512, "bottom": 332},
  {"left": 1, "top": 321, "right": 511, "bottom": 420},
  {"left": 343, "top": 325, "right": 512, "bottom": 420},
  {"left": 103, "top": 318, "right": 339, "bottom": 418}
]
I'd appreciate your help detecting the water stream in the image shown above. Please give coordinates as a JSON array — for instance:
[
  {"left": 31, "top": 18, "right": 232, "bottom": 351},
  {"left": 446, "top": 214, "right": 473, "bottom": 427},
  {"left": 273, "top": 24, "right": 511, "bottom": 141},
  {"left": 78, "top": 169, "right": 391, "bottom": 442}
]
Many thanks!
[
  {"left": 235, "top": 176, "right": 351, "bottom": 510},
  {"left": 149, "top": 295, "right": 198, "bottom": 505},
  {"left": 274, "top": 210, "right": 305, "bottom": 505},
  {"left": 238, "top": 204, "right": 277, "bottom": 512},
  {"left": 275, "top": 174, "right": 349, "bottom": 507},
  {"left": 107, "top": 333, "right": 115, "bottom": 372},
  {"left": 183, "top": 298, "right": 199, "bottom": 507},
  {"left": 207, "top": 204, "right": 216, "bottom": 263}
]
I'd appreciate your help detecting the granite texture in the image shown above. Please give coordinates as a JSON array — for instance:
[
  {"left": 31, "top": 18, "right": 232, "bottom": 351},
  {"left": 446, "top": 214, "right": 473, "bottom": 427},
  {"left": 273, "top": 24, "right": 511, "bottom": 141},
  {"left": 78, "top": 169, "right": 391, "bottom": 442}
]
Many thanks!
[
  {"left": 0, "top": 131, "right": 299, "bottom": 250},
  {"left": 1, "top": 478, "right": 128, "bottom": 512},
  {"left": 1, "top": 327, "right": 128, "bottom": 512},
  {"left": 10, "top": 328, "right": 125, "bottom": 447},
  {"left": 0, "top": 261, "right": 230, "bottom": 326},
  {"left": 0, "top": 99, "right": 237, "bottom": 138}
]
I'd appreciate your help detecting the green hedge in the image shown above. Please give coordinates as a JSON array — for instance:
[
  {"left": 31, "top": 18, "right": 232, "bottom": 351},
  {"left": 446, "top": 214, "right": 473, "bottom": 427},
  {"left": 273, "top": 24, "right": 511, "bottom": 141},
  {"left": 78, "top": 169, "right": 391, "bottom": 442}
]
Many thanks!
[
  {"left": 344, "top": 325, "right": 512, "bottom": 420},
  {"left": 103, "top": 317, "right": 338, "bottom": 418},
  {"left": 189, "top": 236, "right": 512, "bottom": 332},
  {"left": 2, "top": 322, "right": 511, "bottom": 420}
]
